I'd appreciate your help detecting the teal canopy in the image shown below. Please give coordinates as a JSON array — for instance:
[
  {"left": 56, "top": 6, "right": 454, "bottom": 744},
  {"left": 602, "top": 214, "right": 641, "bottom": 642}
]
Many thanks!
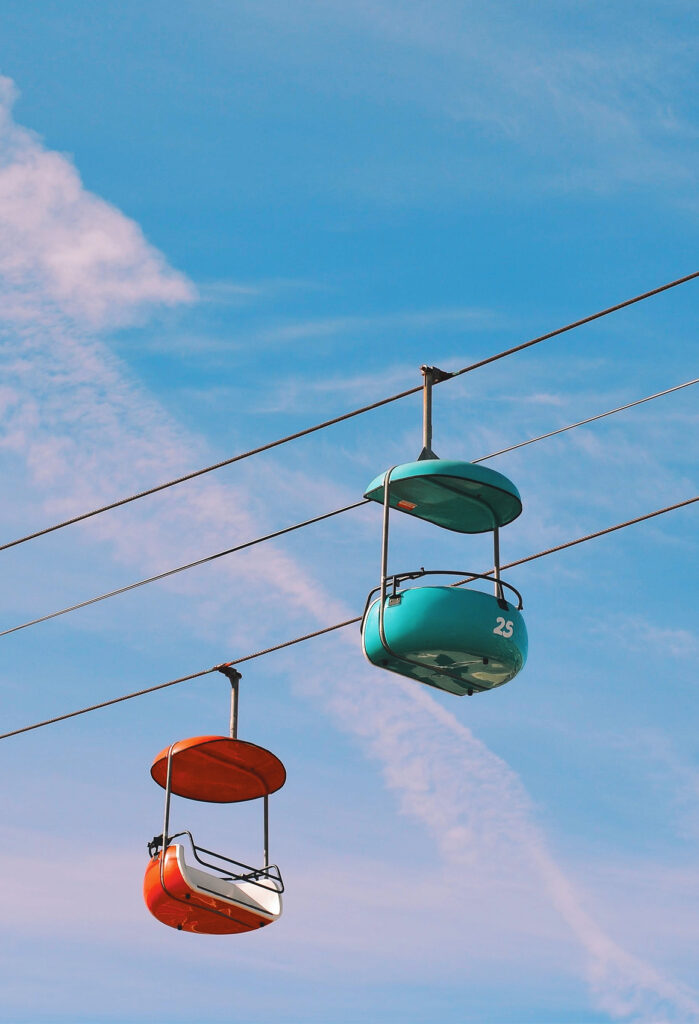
[{"left": 364, "top": 459, "right": 522, "bottom": 533}]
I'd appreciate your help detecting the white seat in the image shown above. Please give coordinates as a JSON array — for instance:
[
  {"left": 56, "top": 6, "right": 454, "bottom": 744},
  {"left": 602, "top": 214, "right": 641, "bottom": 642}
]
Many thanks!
[{"left": 174, "top": 844, "right": 283, "bottom": 919}]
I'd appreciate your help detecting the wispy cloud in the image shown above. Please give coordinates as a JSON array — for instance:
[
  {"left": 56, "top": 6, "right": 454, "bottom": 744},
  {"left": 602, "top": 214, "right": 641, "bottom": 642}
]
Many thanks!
[
  {"left": 298, "top": 639, "right": 699, "bottom": 1022},
  {"left": 0, "top": 76, "right": 195, "bottom": 329},
  {"left": 0, "top": 78, "right": 339, "bottom": 648},
  {"left": 606, "top": 728, "right": 699, "bottom": 844},
  {"left": 257, "top": 306, "right": 499, "bottom": 345},
  {"left": 197, "top": 277, "right": 321, "bottom": 306},
  {"left": 594, "top": 615, "right": 699, "bottom": 661},
  {"left": 254, "top": 362, "right": 415, "bottom": 414},
  {"left": 238, "top": 0, "right": 699, "bottom": 201}
]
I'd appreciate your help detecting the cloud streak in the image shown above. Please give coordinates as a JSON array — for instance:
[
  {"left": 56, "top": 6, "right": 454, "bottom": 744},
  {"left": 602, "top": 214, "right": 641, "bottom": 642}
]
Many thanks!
[
  {"left": 238, "top": 0, "right": 699, "bottom": 201},
  {"left": 0, "top": 76, "right": 195, "bottom": 329},
  {"left": 299, "top": 636, "right": 699, "bottom": 1022}
]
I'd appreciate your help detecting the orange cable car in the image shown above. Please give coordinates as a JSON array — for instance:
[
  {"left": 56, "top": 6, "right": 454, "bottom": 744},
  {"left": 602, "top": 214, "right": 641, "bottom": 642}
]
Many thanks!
[{"left": 144, "top": 668, "right": 286, "bottom": 934}]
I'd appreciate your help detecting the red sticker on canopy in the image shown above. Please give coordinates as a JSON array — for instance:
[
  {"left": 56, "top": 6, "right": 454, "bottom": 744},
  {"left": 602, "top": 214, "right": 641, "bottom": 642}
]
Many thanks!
[{"left": 397, "top": 500, "right": 417, "bottom": 510}]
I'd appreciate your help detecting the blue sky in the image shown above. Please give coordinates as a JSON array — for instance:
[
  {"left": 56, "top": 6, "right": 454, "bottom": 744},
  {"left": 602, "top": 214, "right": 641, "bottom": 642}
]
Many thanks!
[{"left": 0, "top": 3, "right": 697, "bottom": 1022}]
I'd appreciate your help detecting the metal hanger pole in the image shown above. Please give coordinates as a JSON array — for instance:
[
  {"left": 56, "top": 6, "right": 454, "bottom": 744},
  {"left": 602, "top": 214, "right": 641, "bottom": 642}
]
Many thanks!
[
  {"left": 159, "top": 744, "right": 175, "bottom": 890},
  {"left": 229, "top": 673, "right": 240, "bottom": 739},
  {"left": 378, "top": 467, "right": 395, "bottom": 652},
  {"left": 493, "top": 526, "right": 504, "bottom": 602},
  {"left": 163, "top": 744, "right": 174, "bottom": 847},
  {"left": 217, "top": 666, "right": 242, "bottom": 739},
  {"left": 418, "top": 364, "right": 451, "bottom": 461},
  {"left": 263, "top": 795, "right": 269, "bottom": 868}
]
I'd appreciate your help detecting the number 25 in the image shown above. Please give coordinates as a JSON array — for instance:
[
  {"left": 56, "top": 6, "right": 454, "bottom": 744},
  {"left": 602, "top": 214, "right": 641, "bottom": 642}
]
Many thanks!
[{"left": 494, "top": 617, "right": 514, "bottom": 638}]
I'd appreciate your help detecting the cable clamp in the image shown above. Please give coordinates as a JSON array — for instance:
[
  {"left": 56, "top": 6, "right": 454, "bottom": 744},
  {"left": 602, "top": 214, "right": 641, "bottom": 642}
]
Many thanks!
[
  {"left": 420, "top": 364, "right": 453, "bottom": 383},
  {"left": 148, "top": 834, "right": 163, "bottom": 857},
  {"left": 216, "top": 664, "right": 242, "bottom": 683}
]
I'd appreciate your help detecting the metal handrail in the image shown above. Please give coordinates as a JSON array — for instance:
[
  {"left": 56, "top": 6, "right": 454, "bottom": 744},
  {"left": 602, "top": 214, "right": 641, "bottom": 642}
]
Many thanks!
[
  {"left": 147, "top": 830, "right": 285, "bottom": 894},
  {"left": 360, "top": 568, "right": 524, "bottom": 631}
]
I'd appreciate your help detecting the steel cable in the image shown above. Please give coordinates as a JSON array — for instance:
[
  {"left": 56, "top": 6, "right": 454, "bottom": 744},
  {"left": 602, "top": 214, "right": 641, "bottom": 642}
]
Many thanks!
[
  {"left": 449, "top": 270, "right": 699, "bottom": 380},
  {"left": 1, "top": 271, "right": 696, "bottom": 555},
  {"left": 0, "top": 501, "right": 370, "bottom": 638},
  {"left": 471, "top": 377, "right": 699, "bottom": 463},
  {"left": 1, "top": 376, "right": 695, "bottom": 640},
  {"left": 1, "top": 495, "right": 695, "bottom": 742}
]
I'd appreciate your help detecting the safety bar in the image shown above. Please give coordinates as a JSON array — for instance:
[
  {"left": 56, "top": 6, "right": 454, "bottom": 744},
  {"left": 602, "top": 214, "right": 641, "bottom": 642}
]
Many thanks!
[
  {"left": 360, "top": 568, "right": 524, "bottom": 630},
  {"left": 147, "top": 830, "right": 284, "bottom": 894}
]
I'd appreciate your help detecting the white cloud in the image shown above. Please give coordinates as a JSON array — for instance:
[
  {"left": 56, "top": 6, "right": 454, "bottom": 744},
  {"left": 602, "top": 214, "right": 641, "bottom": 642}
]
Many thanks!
[
  {"left": 197, "top": 277, "right": 321, "bottom": 306},
  {"left": 257, "top": 306, "right": 498, "bottom": 346},
  {"left": 299, "top": 640, "right": 699, "bottom": 1022},
  {"left": 594, "top": 615, "right": 699, "bottom": 661},
  {"left": 0, "top": 76, "right": 195, "bottom": 330},
  {"left": 237, "top": 0, "right": 699, "bottom": 200}
]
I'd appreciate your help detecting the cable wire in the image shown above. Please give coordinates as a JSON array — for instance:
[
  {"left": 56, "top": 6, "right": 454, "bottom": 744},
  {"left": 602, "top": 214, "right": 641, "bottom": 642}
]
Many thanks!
[
  {"left": 451, "top": 495, "right": 698, "bottom": 587},
  {"left": 0, "top": 501, "right": 370, "bottom": 638},
  {"left": 0, "top": 619, "right": 363, "bottom": 742},
  {"left": 0, "top": 386, "right": 420, "bottom": 554},
  {"left": 1, "top": 376, "right": 696, "bottom": 639},
  {"left": 449, "top": 270, "right": 699, "bottom": 379},
  {"left": 472, "top": 376, "right": 699, "bottom": 463},
  {"left": 1, "top": 495, "right": 695, "bottom": 742},
  {"left": 1, "top": 271, "right": 696, "bottom": 555}
]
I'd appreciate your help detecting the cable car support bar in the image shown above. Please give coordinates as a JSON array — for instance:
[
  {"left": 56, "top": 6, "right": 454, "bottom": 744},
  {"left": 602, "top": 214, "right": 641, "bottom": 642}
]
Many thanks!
[
  {"left": 216, "top": 665, "right": 269, "bottom": 866},
  {"left": 377, "top": 466, "right": 493, "bottom": 693},
  {"left": 162, "top": 743, "right": 175, "bottom": 853},
  {"left": 419, "top": 365, "right": 452, "bottom": 460},
  {"left": 218, "top": 665, "right": 241, "bottom": 739}
]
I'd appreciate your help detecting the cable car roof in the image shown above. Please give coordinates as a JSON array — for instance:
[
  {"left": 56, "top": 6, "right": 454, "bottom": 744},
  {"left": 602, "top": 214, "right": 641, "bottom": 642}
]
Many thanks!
[
  {"left": 151, "top": 736, "right": 286, "bottom": 803},
  {"left": 364, "top": 459, "right": 522, "bottom": 533}
]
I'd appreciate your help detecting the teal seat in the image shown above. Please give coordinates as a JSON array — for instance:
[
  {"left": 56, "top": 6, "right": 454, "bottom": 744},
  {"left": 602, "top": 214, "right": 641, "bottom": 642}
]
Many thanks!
[
  {"left": 364, "top": 460, "right": 522, "bottom": 534},
  {"left": 362, "top": 586, "right": 527, "bottom": 697}
]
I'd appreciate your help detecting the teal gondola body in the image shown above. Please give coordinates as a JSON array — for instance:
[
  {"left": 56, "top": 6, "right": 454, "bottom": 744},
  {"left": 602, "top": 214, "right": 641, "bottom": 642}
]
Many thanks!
[{"left": 362, "top": 586, "right": 528, "bottom": 696}]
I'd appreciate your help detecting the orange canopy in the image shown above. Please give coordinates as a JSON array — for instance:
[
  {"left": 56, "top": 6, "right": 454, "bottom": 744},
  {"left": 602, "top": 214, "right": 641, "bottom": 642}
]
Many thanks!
[{"left": 151, "top": 735, "right": 286, "bottom": 802}]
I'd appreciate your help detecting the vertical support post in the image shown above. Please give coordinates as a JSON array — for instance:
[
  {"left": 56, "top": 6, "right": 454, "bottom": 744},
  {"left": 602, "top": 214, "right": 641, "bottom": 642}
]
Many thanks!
[
  {"left": 418, "top": 364, "right": 449, "bottom": 460},
  {"left": 229, "top": 671, "right": 240, "bottom": 740},
  {"left": 380, "top": 469, "right": 392, "bottom": 603},
  {"left": 378, "top": 467, "right": 395, "bottom": 652},
  {"left": 163, "top": 744, "right": 174, "bottom": 847},
  {"left": 263, "top": 794, "right": 269, "bottom": 868},
  {"left": 160, "top": 743, "right": 175, "bottom": 888},
  {"left": 217, "top": 665, "right": 242, "bottom": 739},
  {"left": 421, "top": 365, "right": 434, "bottom": 459},
  {"left": 493, "top": 527, "right": 504, "bottom": 602}
]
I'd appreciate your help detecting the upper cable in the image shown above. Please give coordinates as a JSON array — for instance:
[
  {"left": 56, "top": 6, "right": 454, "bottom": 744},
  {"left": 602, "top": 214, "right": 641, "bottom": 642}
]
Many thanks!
[
  {"left": 1, "top": 270, "right": 696, "bottom": 555},
  {"left": 0, "top": 495, "right": 694, "bottom": 742},
  {"left": 0, "top": 375, "right": 695, "bottom": 639}
]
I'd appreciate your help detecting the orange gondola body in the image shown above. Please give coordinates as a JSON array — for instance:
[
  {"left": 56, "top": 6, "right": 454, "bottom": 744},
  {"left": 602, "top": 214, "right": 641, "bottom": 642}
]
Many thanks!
[
  {"left": 144, "top": 710, "right": 286, "bottom": 935},
  {"left": 143, "top": 843, "right": 281, "bottom": 934}
]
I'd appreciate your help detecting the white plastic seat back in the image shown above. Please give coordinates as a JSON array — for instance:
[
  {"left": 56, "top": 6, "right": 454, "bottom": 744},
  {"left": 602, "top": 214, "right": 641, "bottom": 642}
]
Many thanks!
[{"left": 176, "top": 844, "right": 282, "bottom": 919}]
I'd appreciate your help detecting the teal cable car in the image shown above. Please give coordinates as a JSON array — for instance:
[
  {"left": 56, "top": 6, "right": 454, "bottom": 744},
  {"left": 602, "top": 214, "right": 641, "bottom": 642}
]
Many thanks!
[{"left": 361, "top": 367, "right": 528, "bottom": 697}]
